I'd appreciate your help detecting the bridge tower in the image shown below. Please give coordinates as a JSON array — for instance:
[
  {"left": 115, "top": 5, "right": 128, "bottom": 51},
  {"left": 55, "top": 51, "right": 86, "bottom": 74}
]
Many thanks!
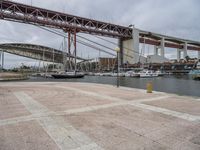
[
  {"left": 153, "top": 38, "right": 165, "bottom": 57},
  {"left": 160, "top": 37, "right": 165, "bottom": 57},
  {"left": 119, "top": 26, "right": 140, "bottom": 65},
  {"left": 154, "top": 46, "right": 159, "bottom": 55},
  {"left": 0, "top": 50, "right": 4, "bottom": 71},
  {"left": 63, "top": 29, "right": 78, "bottom": 72},
  {"left": 176, "top": 42, "right": 189, "bottom": 62},
  {"left": 177, "top": 49, "right": 181, "bottom": 62},
  {"left": 198, "top": 51, "right": 200, "bottom": 60}
]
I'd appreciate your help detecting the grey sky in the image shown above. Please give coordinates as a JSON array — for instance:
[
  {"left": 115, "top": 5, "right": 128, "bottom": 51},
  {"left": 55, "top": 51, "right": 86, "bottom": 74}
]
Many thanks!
[{"left": 0, "top": 0, "right": 200, "bottom": 68}]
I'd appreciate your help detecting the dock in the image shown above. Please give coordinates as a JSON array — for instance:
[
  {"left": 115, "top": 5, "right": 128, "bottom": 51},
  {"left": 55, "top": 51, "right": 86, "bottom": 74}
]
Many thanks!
[
  {"left": 0, "top": 72, "right": 27, "bottom": 81},
  {"left": 0, "top": 82, "right": 200, "bottom": 150}
]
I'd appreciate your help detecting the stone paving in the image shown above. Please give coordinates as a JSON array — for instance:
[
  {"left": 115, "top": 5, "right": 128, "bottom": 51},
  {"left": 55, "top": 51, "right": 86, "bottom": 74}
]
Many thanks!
[{"left": 0, "top": 82, "right": 200, "bottom": 150}]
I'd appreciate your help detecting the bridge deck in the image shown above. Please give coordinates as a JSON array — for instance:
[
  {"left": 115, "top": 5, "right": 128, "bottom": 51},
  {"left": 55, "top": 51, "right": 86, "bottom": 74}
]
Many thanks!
[{"left": 0, "top": 82, "right": 200, "bottom": 150}]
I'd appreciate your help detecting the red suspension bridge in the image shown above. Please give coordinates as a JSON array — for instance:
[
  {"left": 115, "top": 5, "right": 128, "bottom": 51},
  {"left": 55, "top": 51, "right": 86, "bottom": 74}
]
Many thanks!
[{"left": 0, "top": 0, "right": 200, "bottom": 65}]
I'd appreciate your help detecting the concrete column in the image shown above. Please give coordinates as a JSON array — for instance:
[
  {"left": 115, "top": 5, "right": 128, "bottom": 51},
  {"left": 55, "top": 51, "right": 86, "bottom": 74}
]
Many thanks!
[
  {"left": 0, "top": 50, "right": 2, "bottom": 71},
  {"left": 160, "top": 37, "right": 165, "bottom": 57},
  {"left": 1, "top": 51, "right": 4, "bottom": 70},
  {"left": 122, "top": 26, "right": 139, "bottom": 64},
  {"left": 183, "top": 42, "right": 188, "bottom": 59},
  {"left": 198, "top": 51, "right": 200, "bottom": 60},
  {"left": 154, "top": 46, "right": 159, "bottom": 55},
  {"left": 177, "top": 49, "right": 181, "bottom": 62},
  {"left": 132, "top": 26, "right": 140, "bottom": 63}
]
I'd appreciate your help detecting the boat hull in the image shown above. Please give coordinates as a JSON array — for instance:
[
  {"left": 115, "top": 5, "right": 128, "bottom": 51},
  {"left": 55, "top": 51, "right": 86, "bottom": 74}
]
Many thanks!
[
  {"left": 52, "top": 74, "right": 84, "bottom": 79},
  {"left": 140, "top": 74, "right": 158, "bottom": 78}
]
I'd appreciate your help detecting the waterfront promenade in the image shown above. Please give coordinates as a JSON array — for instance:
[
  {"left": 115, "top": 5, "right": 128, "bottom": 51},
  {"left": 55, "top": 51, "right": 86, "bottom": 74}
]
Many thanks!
[
  {"left": 0, "top": 82, "right": 200, "bottom": 150},
  {"left": 0, "top": 72, "right": 27, "bottom": 81}
]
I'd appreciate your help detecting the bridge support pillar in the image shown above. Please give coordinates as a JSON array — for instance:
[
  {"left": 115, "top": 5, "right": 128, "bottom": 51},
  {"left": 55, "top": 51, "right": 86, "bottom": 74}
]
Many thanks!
[
  {"left": 160, "top": 37, "right": 165, "bottom": 57},
  {"left": 177, "top": 49, "right": 181, "bottom": 62},
  {"left": 132, "top": 26, "right": 140, "bottom": 64},
  {"left": 154, "top": 46, "right": 159, "bottom": 55},
  {"left": 0, "top": 50, "right": 1, "bottom": 71},
  {"left": 121, "top": 26, "right": 140, "bottom": 64},
  {"left": 183, "top": 42, "right": 188, "bottom": 59},
  {"left": 1, "top": 50, "right": 4, "bottom": 71}
]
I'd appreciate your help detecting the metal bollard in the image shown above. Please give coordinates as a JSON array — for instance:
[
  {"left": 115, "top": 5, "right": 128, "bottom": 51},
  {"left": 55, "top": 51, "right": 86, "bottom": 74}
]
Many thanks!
[{"left": 146, "top": 82, "right": 153, "bottom": 93}]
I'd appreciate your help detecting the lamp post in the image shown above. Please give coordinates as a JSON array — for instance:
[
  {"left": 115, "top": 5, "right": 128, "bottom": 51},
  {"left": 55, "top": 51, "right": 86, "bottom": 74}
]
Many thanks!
[{"left": 115, "top": 47, "right": 120, "bottom": 88}]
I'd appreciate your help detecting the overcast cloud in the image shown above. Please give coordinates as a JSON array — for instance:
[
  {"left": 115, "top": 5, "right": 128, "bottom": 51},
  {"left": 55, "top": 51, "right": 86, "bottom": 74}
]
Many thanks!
[{"left": 0, "top": 0, "right": 200, "bottom": 68}]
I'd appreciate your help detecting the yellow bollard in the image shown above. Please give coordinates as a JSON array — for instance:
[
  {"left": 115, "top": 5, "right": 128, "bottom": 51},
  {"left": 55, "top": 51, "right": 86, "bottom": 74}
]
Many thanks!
[{"left": 146, "top": 82, "right": 153, "bottom": 93}]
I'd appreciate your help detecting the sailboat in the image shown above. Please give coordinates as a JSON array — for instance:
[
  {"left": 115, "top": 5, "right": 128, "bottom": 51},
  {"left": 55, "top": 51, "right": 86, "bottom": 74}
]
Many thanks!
[
  {"left": 139, "top": 70, "right": 159, "bottom": 78},
  {"left": 52, "top": 35, "right": 85, "bottom": 79},
  {"left": 52, "top": 71, "right": 84, "bottom": 79}
]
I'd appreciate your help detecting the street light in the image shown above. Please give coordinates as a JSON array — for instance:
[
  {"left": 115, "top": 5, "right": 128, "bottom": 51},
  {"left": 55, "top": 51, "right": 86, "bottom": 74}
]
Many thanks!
[{"left": 115, "top": 47, "right": 120, "bottom": 88}]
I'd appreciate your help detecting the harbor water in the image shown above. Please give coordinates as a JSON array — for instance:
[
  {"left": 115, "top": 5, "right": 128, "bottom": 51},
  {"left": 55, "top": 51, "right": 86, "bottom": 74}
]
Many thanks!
[{"left": 28, "top": 75, "right": 200, "bottom": 97}]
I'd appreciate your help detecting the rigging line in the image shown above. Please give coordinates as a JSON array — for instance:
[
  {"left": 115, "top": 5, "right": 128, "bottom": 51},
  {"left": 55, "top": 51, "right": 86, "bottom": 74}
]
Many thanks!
[
  {"left": 37, "top": 26, "right": 134, "bottom": 58},
  {"left": 76, "top": 34, "right": 117, "bottom": 52},
  {"left": 58, "top": 40, "right": 64, "bottom": 51},
  {"left": 77, "top": 33, "right": 142, "bottom": 57},
  {"left": 37, "top": 26, "right": 115, "bottom": 57},
  {"left": 93, "top": 35, "right": 145, "bottom": 56},
  {"left": 76, "top": 34, "right": 133, "bottom": 58},
  {"left": 58, "top": 29, "right": 136, "bottom": 57},
  {"left": 77, "top": 35, "right": 133, "bottom": 58},
  {"left": 2, "top": 19, "right": 133, "bottom": 56},
  {"left": 77, "top": 40, "right": 115, "bottom": 57},
  {"left": 3, "top": 20, "right": 139, "bottom": 58},
  {"left": 94, "top": 35, "right": 118, "bottom": 45}
]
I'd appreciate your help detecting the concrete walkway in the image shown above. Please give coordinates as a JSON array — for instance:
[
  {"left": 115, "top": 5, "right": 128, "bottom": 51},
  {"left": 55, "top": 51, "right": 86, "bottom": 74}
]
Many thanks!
[{"left": 0, "top": 82, "right": 200, "bottom": 150}]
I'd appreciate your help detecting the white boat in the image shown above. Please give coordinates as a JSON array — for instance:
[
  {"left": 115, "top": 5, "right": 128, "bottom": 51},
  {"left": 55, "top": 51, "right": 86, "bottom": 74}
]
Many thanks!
[
  {"left": 139, "top": 70, "right": 158, "bottom": 78},
  {"left": 125, "top": 71, "right": 132, "bottom": 77},
  {"left": 102, "top": 72, "right": 112, "bottom": 76},
  {"left": 52, "top": 71, "right": 85, "bottom": 79},
  {"left": 189, "top": 62, "right": 200, "bottom": 75},
  {"left": 88, "top": 72, "right": 94, "bottom": 76},
  {"left": 112, "top": 72, "right": 125, "bottom": 77},
  {"left": 99, "top": 73, "right": 104, "bottom": 76},
  {"left": 94, "top": 73, "right": 101, "bottom": 76},
  {"left": 45, "top": 73, "right": 53, "bottom": 78},
  {"left": 125, "top": 71, "right": 140, "bottom": 77},
  {"left": 155, "top": 70, "right": 165, "bottom": 76}
]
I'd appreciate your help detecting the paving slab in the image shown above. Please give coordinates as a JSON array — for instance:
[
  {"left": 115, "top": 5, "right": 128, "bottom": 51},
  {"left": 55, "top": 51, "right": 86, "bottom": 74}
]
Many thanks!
[
  {"left": 0, "top": 87, "right": 30, "bottom": 120},
  {"left": 26, "top": 86, "right": 113, "bottom": 112},
  {"left": 0, "top": 82, "right": 199, "bottom": 150},
  {"left": 0, "top": 121, "right": 59, "bottom": 150},
  {"left": 143, "top": 96, "right": 200, "bottom": 116},
  {"left": 65, "top": 105, "right": 200, "bottom": 150},
  {"left": 60, "top": 82, "right": 164, "bottom": 101}
]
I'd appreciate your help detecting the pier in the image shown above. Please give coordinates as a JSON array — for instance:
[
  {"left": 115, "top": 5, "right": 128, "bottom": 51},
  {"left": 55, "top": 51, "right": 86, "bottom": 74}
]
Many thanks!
[
  {"left": 0, "top": 72, "right": 27, "bottom": 81},
  {"left": 0, "top": 82, "right": 200, "bottom": 149}
]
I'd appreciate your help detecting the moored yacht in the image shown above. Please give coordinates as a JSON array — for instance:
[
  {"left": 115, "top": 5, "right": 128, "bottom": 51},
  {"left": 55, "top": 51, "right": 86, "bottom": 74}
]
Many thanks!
[
  {"left": 125, "top": 71, "right": 140, "bottom": 77},
  {"left": 112, "top": 72, "right": 125, "bottom": 77},
  {"left": 139, "top": 70, "right": 158, "bottom": 78},
  {"left": 189, "top": 62, "right": 200, "bottom": 75},
  {"left": 155, "top": 70, "right": 165, "bottom": 76},
  {"left": 52, "top": 71, "right": 84, "bottom": 79}
]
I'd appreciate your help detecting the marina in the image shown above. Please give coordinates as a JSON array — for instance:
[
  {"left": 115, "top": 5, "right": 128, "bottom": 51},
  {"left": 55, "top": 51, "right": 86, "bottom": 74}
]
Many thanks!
[
  {"left": 0, "top": 0, "right": 199, "bottom": 150},
  {"left": 28, "top": 75, "right": 200, "bottom": 97}
]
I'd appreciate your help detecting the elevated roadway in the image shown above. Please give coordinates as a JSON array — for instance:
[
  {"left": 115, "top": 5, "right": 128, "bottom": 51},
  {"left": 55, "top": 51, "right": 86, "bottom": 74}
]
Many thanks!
[{"left": 0, "top": 43, "right": 86, "bottom": 63}]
